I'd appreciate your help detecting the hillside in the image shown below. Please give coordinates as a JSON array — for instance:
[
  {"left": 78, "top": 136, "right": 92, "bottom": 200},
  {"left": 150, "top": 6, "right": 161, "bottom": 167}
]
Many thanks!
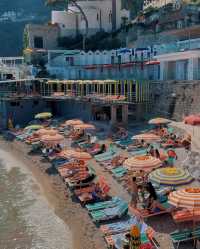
[{"left": 0, "top": 0, "right": 50, "bottom": 56}]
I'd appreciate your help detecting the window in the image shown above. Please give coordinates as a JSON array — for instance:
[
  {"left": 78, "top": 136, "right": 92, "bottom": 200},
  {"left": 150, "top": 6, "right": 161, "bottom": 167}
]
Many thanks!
[
  {"left": 97, "top": 13, "right": 99, "bottom": 21},
  {"left": 109, "top": 11, "right": 112, "bottom": 23},
  {"left": 34, "top": 36, "right": 44, "bottom": 49},
  {"left": 111, "top": 55, "right": 115, "bottom": 64}
]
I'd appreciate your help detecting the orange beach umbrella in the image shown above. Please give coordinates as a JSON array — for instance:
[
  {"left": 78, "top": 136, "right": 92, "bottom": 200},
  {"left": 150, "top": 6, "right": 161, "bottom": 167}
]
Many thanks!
[
  {"left": 58, "top": 149, "right": 92, "bottom": 160},
  {"left": 41, "top": 134, "right": 64, "bottom": 145},
  {"left": 124, "top": 155, "right": 162, "bottom": 172},
  {"left": 64, "top": 119, "right": 84, "bottom": 126},
  {"left": 148, "top": 117, "right": 170, "bottom": 125},
  {"left": 35, "top": 128, "right": 58, "bottom": 136},
  {"left": 73, "top": 123, "right": 95, "bottom": 130}
]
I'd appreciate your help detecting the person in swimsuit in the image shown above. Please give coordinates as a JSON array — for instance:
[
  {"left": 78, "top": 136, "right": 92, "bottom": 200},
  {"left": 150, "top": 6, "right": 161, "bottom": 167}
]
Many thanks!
[{"left": 130, "top": 177, "right": 139, "bottom": 208}]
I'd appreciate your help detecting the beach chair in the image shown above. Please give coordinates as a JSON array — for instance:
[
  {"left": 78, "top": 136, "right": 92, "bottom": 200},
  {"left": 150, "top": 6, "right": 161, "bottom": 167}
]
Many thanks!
[
  {"left": 90, "top": 201, "right": 128, "bottom": 222},
  {"left": 111, "top": 167, "right": 127, "bottom": 178},
  {"left": 85, "top": 197, "right": 121, "bottom": 211},
  {"left": 170, "top": 229, "right": 193, "bottom": 249}
]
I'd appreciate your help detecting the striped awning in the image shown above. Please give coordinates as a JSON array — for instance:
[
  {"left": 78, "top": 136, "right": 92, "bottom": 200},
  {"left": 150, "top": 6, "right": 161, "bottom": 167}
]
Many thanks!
[
  {"left": 149, "top": 167, "right": 193, "bottom": 186},
  {"left": 124, "top": 155, "right": 162, "bottom": 172}
]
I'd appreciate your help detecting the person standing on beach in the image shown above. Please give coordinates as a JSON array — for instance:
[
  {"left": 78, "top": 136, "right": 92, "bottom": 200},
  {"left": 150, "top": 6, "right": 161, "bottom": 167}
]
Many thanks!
[{"left": 130, "top": 177, "right": 138, "bottom": 208}]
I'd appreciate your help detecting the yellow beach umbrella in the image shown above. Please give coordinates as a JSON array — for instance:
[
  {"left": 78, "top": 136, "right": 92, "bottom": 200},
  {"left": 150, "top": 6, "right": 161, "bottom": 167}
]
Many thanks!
[
  {"left": 124, "top": 155, "right": 162, "bottom": 172},
  {"left": 24, "top": 125, "right": 44, "bottom": 130},
  {"left": 35, "top": 112, "right": 52, "bottom": 119},
  {"left": 149, "top": 167, "right": 193, "bottom": 186}
]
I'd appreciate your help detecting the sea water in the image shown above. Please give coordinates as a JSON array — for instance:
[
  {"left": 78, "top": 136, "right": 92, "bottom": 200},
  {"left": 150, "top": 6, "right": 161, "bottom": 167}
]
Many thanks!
[{"left": 0, "top": 149, "right": 73, "bottom": 249}]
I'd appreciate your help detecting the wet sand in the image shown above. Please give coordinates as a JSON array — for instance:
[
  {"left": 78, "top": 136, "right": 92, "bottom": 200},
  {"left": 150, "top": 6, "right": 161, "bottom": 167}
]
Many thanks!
[{"left": 0, "top": 137, "right": 106, "bottom": 249}]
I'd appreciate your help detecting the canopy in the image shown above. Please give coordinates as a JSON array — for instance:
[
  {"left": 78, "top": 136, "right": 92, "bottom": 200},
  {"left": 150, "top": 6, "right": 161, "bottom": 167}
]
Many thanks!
[
  {"left": 169, "top": 188, "right": 200, "bottom": 210},
  {"left": 73, "top": 123, "right": 95, "bottom": 130},
  {"left": 149, "top": 167, "right": 193, "bottom": 186},
  {"left": 132, "top": 133, "right": 161, "bottom": 141},
  {"left": 124, "top": 155, "right": 162, "bottom": 172},
  {"left": 184, "top": 115, "right": 200, "bottom": 125},
  {"left": 35, "top": 128, "right": 58, "bottom": 136},
  {"left": 148, "top": 117, "right": 170, "bottom": 125},
  {"left": 41, "top": 134, "right": 64, "bottom": 145},
  {"left": 24, "top": 125, "right": 43, "bottom": 130},
  {"left": 64, "top": 119, "right": 84, "bottom": 126},
  {"left": 58, "top": 149, "right": 92, "bottom": 160},
  {"left": 35, "top": 112, "right": 52, "bottom": 119}
]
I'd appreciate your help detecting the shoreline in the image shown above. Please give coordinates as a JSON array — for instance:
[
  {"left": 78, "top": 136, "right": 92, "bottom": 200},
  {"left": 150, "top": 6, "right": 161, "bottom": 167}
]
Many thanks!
[{"left": 0, "top": 137, "right": 106, "bottom": 249}]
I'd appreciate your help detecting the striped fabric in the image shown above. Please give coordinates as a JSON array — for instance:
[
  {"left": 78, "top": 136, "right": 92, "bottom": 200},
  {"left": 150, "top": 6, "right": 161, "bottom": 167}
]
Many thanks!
[
  {"left": 35, "top": 129, "right": 57, "bottom": 136},
  {"left": 73, "top": 124, "right": 95, "bottom": 130},
  {"left": 149, "top": 167, "right": 193, "bottom": 186},
  {"left": 148, "top": 118, "right": 170, "bottom": 125},
  {"left": 64, "top": 119, "right": 83, "bottom": 126},
  {"left": 124, "top": 155, "right": 162, "bottom": 172},
  {"left": 132, "top": 133, "right": 161, "bottom": 141},
  {"left": 41, "top": 134, "right": 64, "bottom": 145},
  {"left": 169, "top": 188, "right": 200, "bottom": 209},
  {"left": 59, "top": 149, "right": 92, "bottom": 160}
]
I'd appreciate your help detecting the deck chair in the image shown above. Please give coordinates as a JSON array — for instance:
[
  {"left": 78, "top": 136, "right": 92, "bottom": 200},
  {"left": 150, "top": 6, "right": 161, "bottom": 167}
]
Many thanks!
[
  {"left": 90, "top": 201, "right": 128, "bottom": 222},
  {"left": 86, "top": 197, "right": 121, "bottom": 211}
]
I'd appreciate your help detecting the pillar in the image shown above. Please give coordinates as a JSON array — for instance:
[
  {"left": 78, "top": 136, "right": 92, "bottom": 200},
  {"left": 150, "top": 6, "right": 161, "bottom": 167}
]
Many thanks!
[
  {"left": 111, "top": 105, "right": 117, "bottom": 125},
  {"left": 188, "top": 57, "right": 198, "bottom": 80},
  {"left": 122, "top": 104, "right": 128, "bottom": 125}
]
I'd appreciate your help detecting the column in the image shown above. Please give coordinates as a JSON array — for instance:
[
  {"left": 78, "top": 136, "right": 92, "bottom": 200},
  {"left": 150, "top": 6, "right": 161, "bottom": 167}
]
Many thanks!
[
  {"left": 111, "top": 105, "right": 117, "bottom": 125},
  {"left": 122, "top": 104, "right": 128, "bottom": 125},
  {"left": 187, "top": 58, "right": 198, "bottom": 80}
]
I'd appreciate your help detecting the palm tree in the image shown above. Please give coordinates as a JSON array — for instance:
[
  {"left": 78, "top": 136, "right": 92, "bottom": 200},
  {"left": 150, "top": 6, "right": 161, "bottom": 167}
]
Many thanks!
[{"left": 46, "top": 0, "right": 88, "bottom": 49}]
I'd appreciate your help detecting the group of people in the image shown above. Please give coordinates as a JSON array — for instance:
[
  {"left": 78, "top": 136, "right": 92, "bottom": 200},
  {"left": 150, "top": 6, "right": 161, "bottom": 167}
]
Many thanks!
[{"left": 130, "top": 177, "right": 166, "bottom": 213}]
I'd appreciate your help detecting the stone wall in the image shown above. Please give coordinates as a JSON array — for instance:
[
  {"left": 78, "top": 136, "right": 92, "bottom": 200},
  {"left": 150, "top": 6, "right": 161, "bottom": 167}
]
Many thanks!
[{"left": 150, "top": 80, "right": 200, "bottom": 120}]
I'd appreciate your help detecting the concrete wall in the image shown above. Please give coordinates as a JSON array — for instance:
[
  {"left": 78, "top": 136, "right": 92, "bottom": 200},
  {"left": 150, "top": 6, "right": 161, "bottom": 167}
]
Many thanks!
[{"left": 150, "top": 80, "right": 200, "bottom": 120}]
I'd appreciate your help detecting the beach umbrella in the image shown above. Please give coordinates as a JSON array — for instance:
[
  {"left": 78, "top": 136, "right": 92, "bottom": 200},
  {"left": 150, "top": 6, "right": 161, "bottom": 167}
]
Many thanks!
[
  {"left": 124, "top": 155, "right": 162, "bottom": 172},
  {"left": 184, "top": 114, "right": 200, "bottom": 125},
  {"left": 35, "top": 128, "right": 58, "bottom": 136},
  {"left": 73, "top": 123, "right": 95, "bottom": 130},
  {"left": 35, "top": 112, "right": 52, "bottom": 119},
  {"left": 58, "top": 149, "right": 92, "bottom": 160},
  {"left": 40, "top": 134, "right": 64, "bottom": 145},
  {"left": 132, "top": 133, "right": 161, "bottom": 141},
  {"left": 24, "top": 125, "right": 44, "bottom": 131},
  {"left": 63, "top": 119, "right": 84, "bottom": 126},
  {"left": 148, "top": 117, "right": 170, "bottom": 125},
  {"left": 149, "top": 167, "right": 193, "bottom": 186},
  {"left": 169, "top": 188, "right": 200, "bottom": 210}
]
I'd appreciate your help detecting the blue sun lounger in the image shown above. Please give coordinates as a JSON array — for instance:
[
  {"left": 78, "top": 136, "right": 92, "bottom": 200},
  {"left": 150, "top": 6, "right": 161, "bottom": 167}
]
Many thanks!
[{"left": 86, "top": 197, "right": 122, "bottom": 211}]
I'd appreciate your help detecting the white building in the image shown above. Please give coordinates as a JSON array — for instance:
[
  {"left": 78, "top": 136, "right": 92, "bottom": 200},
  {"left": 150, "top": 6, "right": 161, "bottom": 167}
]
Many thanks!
[
  {"left": 51, "top": 0, "right": 130, "bottom": 37},
  {"left": 143, "top": 0, "right": 176, "bottom": 10},
  {"left": 155, "top": 50, "right": 200, "bottom": 80}
]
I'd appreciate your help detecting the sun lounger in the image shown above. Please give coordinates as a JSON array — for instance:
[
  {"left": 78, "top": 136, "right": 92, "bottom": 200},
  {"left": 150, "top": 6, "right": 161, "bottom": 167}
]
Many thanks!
[
  {"left": 86, "top": 197, "right": 122, "bottom": 211},
  {"left": 170, "top": 227, "right": 200, "bottom": 249},
  {"left": 90, "top": 201, "right": 128, "bottom": 222},
  {"left": 130, "top": 148, "right": 147, "bottom": 156},
  {"left": 100, "top": 216, "right": 149, "bottom": 235},
  {"left": 111, "top": 167, "right": 127, "bottom": 178}
]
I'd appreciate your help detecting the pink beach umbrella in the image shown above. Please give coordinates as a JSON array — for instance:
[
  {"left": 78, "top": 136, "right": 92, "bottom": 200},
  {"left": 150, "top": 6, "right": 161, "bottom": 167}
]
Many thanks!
[
  {"left": 58, "top": 149, "right": 92, "bottom": 160},
  {"left": 41, "top": 134, "right": 64, "bottom": 145},
  {"left": 63, "top": 119, "right": 84, "bottom": 126},
  {"left": 132, "top": 133, "right": 161, "bottom": 141},
  {"left": 35, "top": 128, "right": 58, "bottom": 136}
]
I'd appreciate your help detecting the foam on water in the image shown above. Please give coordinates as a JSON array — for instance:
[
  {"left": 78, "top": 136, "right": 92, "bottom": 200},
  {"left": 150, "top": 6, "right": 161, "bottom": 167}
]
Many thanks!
[{"left": 0, "top": 148, "right": 73, "bottom": 249}]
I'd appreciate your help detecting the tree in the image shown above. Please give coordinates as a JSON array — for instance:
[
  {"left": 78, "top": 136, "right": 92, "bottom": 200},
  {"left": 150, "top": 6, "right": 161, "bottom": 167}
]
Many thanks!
[{"left": 46, "top": 0, "right": 88, "bottom": 49}]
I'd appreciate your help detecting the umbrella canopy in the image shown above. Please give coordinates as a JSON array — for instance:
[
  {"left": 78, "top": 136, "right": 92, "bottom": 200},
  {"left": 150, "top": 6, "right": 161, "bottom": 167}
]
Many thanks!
[
  {"left": 132, "top": 133, "right": 161, "bottom": 141},
  {"left": 64, "top": 119, "right": 84, "bottom": 126},
  {"left": 35, "top": 112, "right": 52, "bottom": 119},
  {"left": 35, "top": 128, "right": 58, "bottom": 136},
  {"left": 169, "top": 188, "right": 200, "bottom": 210},
  {"left": 58, "top": 149, "right": 92, "bottom": 160},
  {"left": 184, "top": 114, "right": 200, "bottom": 125},
  {"left": 73, "top": 123, "right": 95, "bottom": 130},
  {"left": 24, "top": 125, "right": 44, "bottom": 131},
  {"left": 41, "top": 134, "right": 64, "bottom": 145},
  {"left": 148, "top": 117, "right": 170, "bottom": 125},
  {"left": 149, "top": 167, "right": 193, "bottom": 186},
  {"left": 124, "top": 155, "right": 162, "bottom": 172}
]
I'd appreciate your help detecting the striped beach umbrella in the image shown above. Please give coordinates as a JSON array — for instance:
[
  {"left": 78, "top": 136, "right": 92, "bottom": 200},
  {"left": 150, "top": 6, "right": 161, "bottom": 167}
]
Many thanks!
[
  {"left": 124, "top": 155, "right": 162, "bottom": 172},
  {"left": 149, "top": 167, "right": 193, "bottom": 186},
  {"left": 63, "top": 119, "right": 84, "bottom": 126},
  {"left": 73, "top": 123, "right": 95, "bottom": 130},
  {"left": 132, "top": 133, "right": 160, "bottom": 141},
  {"left": 58, "top": 149, "right": 92, "bottom": 160},
  {"left": 148, "top": 118, "right": 170, "bottom": 125},
  {"left": 35, "top": 112, "right": 52, "bottom": 119},
  {"left": 41, "top": 134, "right": 64, "bottom": 145},
  {"left": 35, "top": 128, "right": 57, "bottom": 136},
  {"left": 169, "top": 188, "right": 200, "bottom": 209}
]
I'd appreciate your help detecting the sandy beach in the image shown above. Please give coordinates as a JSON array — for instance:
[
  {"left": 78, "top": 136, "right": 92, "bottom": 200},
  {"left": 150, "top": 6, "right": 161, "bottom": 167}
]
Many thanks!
[{"left": 0, "top": 122, "right": 198, "bottom": 249}]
